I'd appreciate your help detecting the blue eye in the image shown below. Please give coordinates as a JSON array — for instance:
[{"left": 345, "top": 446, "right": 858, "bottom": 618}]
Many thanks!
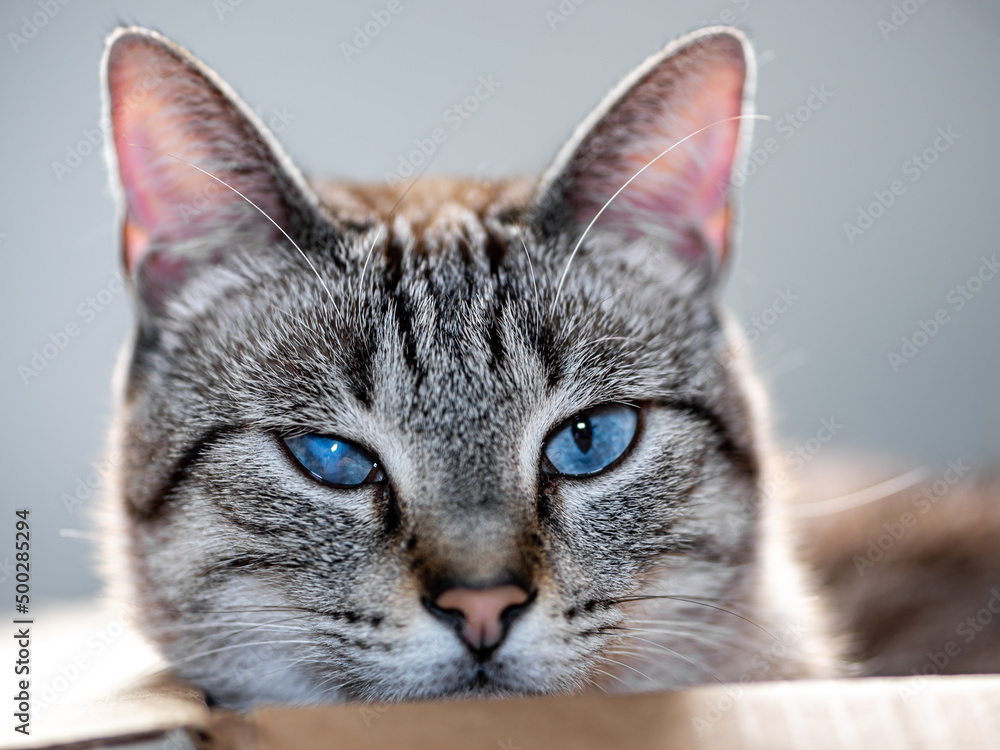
[
  {"left": 543, "top": 405, "right": 639, "bottom": 477},
  {"left": 283, "top": 434, "right": 384, "bottom": 487}
]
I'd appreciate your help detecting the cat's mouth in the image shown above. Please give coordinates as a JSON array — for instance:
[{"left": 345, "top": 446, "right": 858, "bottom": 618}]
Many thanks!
[
  {"left": 440, "top": 659, "right": 530, "bottom": 698},
  {"left": 468, "top": 663, "right": 514, "bottom": 693},
  {"left": 456, "top": 669, "right": 542, "bottom": 699}
]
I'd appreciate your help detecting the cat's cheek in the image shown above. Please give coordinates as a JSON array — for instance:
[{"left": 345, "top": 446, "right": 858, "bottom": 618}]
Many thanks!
[
  {"left": 356, "top": 622, "right": 476, "bottom": 699},
  {"left": 494, "top": 606, "right": 599, "bottom": 692}
]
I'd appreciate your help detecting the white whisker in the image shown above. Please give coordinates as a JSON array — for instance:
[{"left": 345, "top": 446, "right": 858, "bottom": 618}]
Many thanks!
[
  {"left": 792, "top": 467, "right": 929, "bottom": 517},
  {"left": 584, "top": 667, "right": 623, "bottom": 693},
  {"left": 160, "top": 638, "right": 318, "bottom": 669},
  {"left": 356, "top": 223, "right": 385, "bottom": 298},
  {"left": 124, "top": 143, "right": 340, "bottom": 315},
  {"left": 551, "top": 114, "right": 769, "bottom": 311},
  {"left": 517, "top": 229, "right": 541, "bottom": 323},
  {"left": 617, "top": 633, "right": 722, "bottom": 684},
  {"left": 356, "top": 169, "right": 428, "bottom": 300},
  {"left": 595, "top": 655, "right": 658, "bottom": 685}
]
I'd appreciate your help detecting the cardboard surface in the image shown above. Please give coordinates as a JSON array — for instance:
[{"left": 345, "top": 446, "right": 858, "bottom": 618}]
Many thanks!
[
  {"left": 221, "top": 676, "right": 1000, "bottom": 750},
  {"left": 6, "top": 602, "right": 1000, "bottom": 749},
  {"left": 10, "top": 674, "right": 1000, "bottom": 750}
]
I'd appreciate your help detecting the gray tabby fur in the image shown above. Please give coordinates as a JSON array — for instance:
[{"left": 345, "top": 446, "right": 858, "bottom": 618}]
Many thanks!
[{"left": 100, "top": 25, "right": 837, "bottom": 708}]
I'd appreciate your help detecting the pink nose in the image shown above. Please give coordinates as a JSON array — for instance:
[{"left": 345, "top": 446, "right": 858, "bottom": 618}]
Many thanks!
[{"left": 433, "top": 585, "right": 531, "bottom": 650}]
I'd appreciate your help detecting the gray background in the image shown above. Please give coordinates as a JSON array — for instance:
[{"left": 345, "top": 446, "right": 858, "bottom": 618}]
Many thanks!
[{"left": 2, "top": 0, "right": 998, "bottom": 603}]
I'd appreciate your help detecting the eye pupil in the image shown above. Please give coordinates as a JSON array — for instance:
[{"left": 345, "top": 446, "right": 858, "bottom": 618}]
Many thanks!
[
  {"left": 543, "top": 405, "right": 638, "bottom": 477},
  {"left": 571, "top": 418, "right": 593, "bottom": 453},
  {"left": 283, "top": 434, "right": 382, "bottom": 488}
]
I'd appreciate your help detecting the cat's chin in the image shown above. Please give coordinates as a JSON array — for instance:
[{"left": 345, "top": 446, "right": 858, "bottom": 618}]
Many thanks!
[
  {"left": 337, "top": 665, "right": 578, "bottom": 704},
  {"left": 388, "top": 677, "right": 553, "bottom": 703},
  {"left": 203, "top": 670, "right": 562, "bottom": 710}
]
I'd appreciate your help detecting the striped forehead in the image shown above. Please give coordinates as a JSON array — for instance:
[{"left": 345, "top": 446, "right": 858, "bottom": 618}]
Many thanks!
[
  {"left": 308, "top": 178, "right": 539, "bottom": 414},
  {"left": 305, "top": 176, "right": 650, "bottom": 421}
]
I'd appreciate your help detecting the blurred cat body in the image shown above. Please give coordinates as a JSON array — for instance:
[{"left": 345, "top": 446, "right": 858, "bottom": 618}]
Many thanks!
[{"left": 100, "top": 25, "right": 837, "bottom": 707}]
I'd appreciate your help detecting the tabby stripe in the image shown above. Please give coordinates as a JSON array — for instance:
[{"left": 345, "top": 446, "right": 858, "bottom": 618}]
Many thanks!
[
  {"left": 343, "top": 328, "right": 376, "bottom": 407},
  {"left": 485, "top": 298, "right": 506, "bottom": 370},
  {"left": 391, "top": 290, "right": 424, "bottom": 389},
  {"left": 131, "top": 426, "right": 233, "bottom": 523},
  {"left": 656, "top": 398, "right": 759, "bottom": 480}
]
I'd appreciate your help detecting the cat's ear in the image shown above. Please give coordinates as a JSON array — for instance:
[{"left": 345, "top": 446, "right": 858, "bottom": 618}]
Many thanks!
[
  {"left": 532, "top": 27, "right": 754, "bottom": 278},
  {"left": 102, "top": 27, "right": 318, "bottom": 307}
]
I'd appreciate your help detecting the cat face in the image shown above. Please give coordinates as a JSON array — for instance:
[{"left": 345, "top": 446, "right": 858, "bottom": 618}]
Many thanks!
[{"left": 100, "top": 26, "right": 817, "bottom": 707}]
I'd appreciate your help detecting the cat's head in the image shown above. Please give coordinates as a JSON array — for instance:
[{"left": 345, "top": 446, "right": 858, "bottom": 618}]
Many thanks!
[{"left": 102, "top": 25, "right": 769, "bottom": 706}]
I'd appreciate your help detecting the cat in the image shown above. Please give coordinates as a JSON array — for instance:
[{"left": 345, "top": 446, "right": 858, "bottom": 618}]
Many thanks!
[{"left": 99, "top": 24, "right": 839, "bottom": 708}]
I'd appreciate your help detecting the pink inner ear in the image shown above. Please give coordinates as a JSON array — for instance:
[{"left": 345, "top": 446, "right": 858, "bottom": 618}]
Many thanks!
[
  {"left": 107, "top": 35, "right": 282, "bottom": 275},
  {"left": 116, "top": 114, "right": 215, "bottom": 238},
  {"left": 109, "top": 43, "right": 214, "bottom": 271},
  {"left": 573, "top": 62, "right": 745, "bottom": 265},
  {"left": 122, "top": 217, "right": 149, "bottom": 271}
]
